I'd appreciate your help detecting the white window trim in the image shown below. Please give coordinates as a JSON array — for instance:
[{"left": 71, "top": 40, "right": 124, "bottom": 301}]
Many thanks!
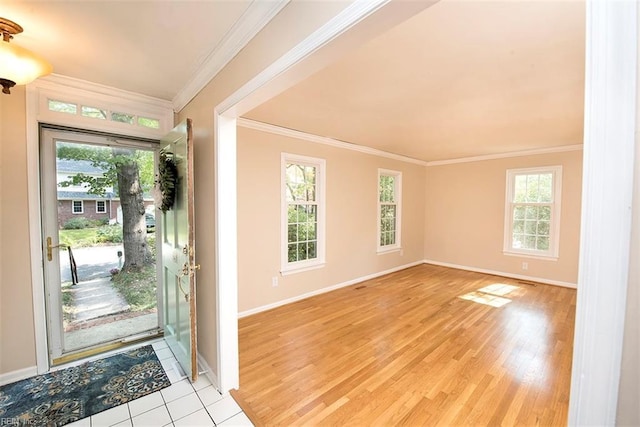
[
  {"left": 280, "top": 153, "right": 326, "bottom": 275},
  {"left": 96, "top": 200, "right": 106, "bottom": 213},
  {"left": 503, "top": 166, "right": 562, "bottom": 260},
  {"left": 377, "top": 168, "right": 402, "bottom": 254},
  {"left": 72, "top": 200, "right": 84, "bottom": 214}
]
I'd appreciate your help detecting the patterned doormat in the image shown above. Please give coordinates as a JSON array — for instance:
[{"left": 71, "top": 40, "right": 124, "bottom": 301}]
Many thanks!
[{"left": 0, "top": 345, "right": 170, "bottom": 426}]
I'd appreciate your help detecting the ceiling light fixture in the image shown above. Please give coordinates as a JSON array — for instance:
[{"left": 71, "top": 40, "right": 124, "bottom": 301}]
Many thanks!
[{"left": 0, "top": 17, "right": 52, "bottom": 95}]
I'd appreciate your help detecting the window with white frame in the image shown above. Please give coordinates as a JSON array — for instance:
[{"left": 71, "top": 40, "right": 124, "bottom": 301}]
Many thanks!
[
  {"left": 96, "top": 200, "right": 106, "bottom": 213},
  {"left": 72, "top": 200, "right": 84, "bottom": 214},
  {"left": 378, "top": 169, "right": 402, "bottom": 252},
  {"left": 504, "top": 166, "right": 562, "bottom": 259},
  {"left": 281, "top": 153, "right": 325, "bottom": 274}
]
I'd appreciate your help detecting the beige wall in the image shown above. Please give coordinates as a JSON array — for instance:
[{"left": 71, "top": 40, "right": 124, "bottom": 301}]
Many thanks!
[
  {"left": 424, "top": 150, "right": 583, "bottom": 285},
  {"left": 0, "top": 86, "right": 37, "bottom": 374},
  {"left": 236, "top": 127, "right": 425, "bottom": 312}
]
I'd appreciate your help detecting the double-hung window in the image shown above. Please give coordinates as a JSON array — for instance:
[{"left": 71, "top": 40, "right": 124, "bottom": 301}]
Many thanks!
[
  {"left": 504, "top": 166, "right": 562, "bottom": 259},
  {"left": 96, "top": 200, "right": 106, "bottom": 213},
  {"left": 281, "top": 153, "right": 326, "bottom": 274},
  {"left": 378, "top": 169, "right": 402, "bottom": 252},
  {"left": 72, "top": 200, "right": 84, "bottom": 214}
]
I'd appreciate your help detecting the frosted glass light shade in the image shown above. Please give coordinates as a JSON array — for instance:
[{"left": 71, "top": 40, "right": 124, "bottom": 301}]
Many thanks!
[{"left": 0, "top": 40, "right": 52, "bottom": 85}]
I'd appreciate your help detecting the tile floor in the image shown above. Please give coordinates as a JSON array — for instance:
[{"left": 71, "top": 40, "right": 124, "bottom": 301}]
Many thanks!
[{"left": 66, "top": 340, "right": 253, "bottom": 427}]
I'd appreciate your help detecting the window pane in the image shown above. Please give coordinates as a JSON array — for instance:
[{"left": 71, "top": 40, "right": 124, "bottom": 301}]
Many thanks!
[
  {"left": 48, "top": 100, "right": 77, "bottom": 114},
  {"left": 111, "top": 112, "right": 135, "bottom": 124},
  {"left": 286, "top": 164, "right": 317, "bottom": 202},
  {"left": 288, "top": 244, "right": 297, "bottom": 262},
  {"left": 304, "top": 165, "right": 316, "bottom": 185},
  {"left": 81, "top": 106, "right": 107, "bottom": 119},
  {"left": 514, "top": 175, "right": 527, "bottom": 203},
  {"left": 525, "top": 206, "right": 538, "bottom": 220},
  {"left": 525, "top": 220, "right": 537, "bottom": 235},
  {"left": 513, "top": 234, "right": 524, "bottom": 248},
  {"left": 307, "top": 223, "right": 317, "bottom": 240},
  {"left": 513, "top": 220, "right": 524, "bottom": 234},
  {"left": 513, "top": 206, "right": 525, "bottom": 220},
  {"left": 288, "top": 224, "right": 297, "bottom": 244},
  {"left": 525, "top": 235, "right": 537, "bottom": 249},
  {"left": 537, "top": 236, "right": 550, "bottom": 250},
  {"left": 307, "top": 205, "right": 317, "bottom": 222},
  {"left": 526, "top": 174, "right": 540, "bottom": 202},
  {"left": 539, "top": 173, "right": 553, "bottom": 202},
  {"left": 138, "top": 117, "right": 160, "bottom": 129},
  {"left": 308, "top": 241, "right": 317, "bottom": 259},
  {"left": 379, "top": 175, "right": 395, "bottom": 202},
  {"left": 299, "top": 223, "right": 308, "bottom": 241},
  {"left": 538, "top": 221, "right": 550, "bottom": 236},
  {"left": 297, "top": 242, "right": 308, "bottom": 261},
  {"left": 539, "top": 206, "right": 551, "bottom": 221}
]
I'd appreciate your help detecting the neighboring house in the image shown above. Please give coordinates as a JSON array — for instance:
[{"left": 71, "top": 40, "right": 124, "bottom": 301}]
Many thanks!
[{"left": 56, "top": 158, "right": 153, "bottom": 229}]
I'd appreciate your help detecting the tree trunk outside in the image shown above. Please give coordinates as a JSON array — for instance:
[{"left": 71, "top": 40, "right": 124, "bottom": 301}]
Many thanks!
[{"left": 114, "top": 149, "right": 152, "bottom": 271}]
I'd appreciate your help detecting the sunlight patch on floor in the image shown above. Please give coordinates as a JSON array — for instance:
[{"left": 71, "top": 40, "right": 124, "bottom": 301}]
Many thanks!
[{"left": 458, "top": 283, "right": 520, "bottom": 307}]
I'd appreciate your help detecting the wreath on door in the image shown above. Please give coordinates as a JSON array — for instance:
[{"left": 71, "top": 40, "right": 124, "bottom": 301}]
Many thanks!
[{"left": 156, "top": 152, "right": 178, "bottom": 212}]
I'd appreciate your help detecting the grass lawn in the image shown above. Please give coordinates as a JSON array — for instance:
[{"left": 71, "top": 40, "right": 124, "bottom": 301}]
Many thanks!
[
  {"left": 59, "top": 228, "right": 101, "bottom": 247},
  {"left": 111, "top": 264, "right": 157, "bottom": 311}
]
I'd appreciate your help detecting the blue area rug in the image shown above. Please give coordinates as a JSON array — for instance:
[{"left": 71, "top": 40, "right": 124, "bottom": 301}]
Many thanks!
[{"left": 0, "top": 345, "right": 170, "bottom": 426}]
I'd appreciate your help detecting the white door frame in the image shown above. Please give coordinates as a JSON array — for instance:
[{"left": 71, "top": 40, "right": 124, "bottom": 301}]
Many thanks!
[
  {"left": 26, "top": 77, "right": 174, "bottom": 373},
  {"left": 212, "top": 0, "right": 393, "bottom": 393},
  {"left": 214, "top": 0, "right": 637, "bottom": 424},
  {"left": 568, "top": 1, "right": 637, "bottom": 424}
]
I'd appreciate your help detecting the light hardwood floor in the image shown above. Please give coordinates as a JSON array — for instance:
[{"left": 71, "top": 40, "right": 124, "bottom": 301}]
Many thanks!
[{"left": 237, "top": 264, "right": 576, "bottom": 426}]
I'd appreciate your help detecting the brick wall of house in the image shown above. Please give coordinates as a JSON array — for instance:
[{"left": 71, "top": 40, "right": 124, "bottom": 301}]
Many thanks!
[
  {"left": 57, "top": 199, "right": 154, "bottom": 229},
  {"left": 58, "top": 200, "right": 111, "bottom": 228}
]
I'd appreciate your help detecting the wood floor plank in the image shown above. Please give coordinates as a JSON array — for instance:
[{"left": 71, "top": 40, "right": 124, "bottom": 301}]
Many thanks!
[{"left": 237, "top": 264, "right": 576, "bottom": 426}]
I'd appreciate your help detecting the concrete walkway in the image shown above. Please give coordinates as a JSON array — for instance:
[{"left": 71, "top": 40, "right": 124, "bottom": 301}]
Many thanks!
[
  {"left": 70, "top": 276, "right": 129, "bottom": 321},
  {"left": 65, "top": 312, "right": 159, "bottom": 352},
  {"left": 60, "top": 244, "right": 123, "bottom": 283}
]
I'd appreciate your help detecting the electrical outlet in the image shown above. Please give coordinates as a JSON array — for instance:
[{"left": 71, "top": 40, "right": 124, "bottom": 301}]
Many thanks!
[
  {"left": 272, "top": 276, "right": 278, "bottom": 287},
  {"left": 522, "top": 262, "right": 528, "bottom": 270}
]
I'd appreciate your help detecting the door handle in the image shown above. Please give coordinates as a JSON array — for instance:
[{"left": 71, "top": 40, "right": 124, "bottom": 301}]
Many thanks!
[
  {"left": 46, "top": 236, "right": 68, "bottom": 261},
  {"left": 177, "top": 261, "right": 201, "bottom": 302}
]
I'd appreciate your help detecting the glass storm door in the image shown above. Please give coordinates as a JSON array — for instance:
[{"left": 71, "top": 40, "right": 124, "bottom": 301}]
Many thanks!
[
  {"left": 40, "top": 128, "right": 161, "bottom": 364},
  {"left": 160, "top": 119, "right": 199, "bottom": 382}
]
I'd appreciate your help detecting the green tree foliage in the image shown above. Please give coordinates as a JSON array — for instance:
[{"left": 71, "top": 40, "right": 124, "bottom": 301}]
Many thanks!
[
  {"left": 57, "top": 143, "right": 154, "bottom": 195},
  {"left": 57, "top": 143, "right": 154, "bottom": 271}
]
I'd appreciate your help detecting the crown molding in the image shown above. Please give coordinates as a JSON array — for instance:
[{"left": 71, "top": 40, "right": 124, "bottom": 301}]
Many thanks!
[
  {"left": 237, "top": 117, "right": 427, "bottom": 166},
  {"left": 425, "top": 144, "right": 584, "bottom": 167},
  {"left": 172, "top": 0, "right": 290, "bottom": 113},
  {"left": 37, "top": 74, "right": 173, "bottom": 110},
  {"left": 238, "top": 118, "right": 583, "bottom": 167}
]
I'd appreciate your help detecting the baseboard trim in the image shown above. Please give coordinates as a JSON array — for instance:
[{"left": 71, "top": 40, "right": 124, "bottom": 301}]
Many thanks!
[
  {"left": 423, "top": 259, "right": 577, "bottom": 289},
  {"left": 238, "top": 260, "right": 424, "bottom": 318},
  {"left": 197, "top": 353, "right": 220, "bottom": 392},
  {"left": 0, "top": 366, "right": 38, "bottom": 386}
]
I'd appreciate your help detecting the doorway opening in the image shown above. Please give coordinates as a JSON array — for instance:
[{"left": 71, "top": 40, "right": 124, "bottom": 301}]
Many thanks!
[{"left": 40, "top": 127, "right": 163, "bottom": 365}]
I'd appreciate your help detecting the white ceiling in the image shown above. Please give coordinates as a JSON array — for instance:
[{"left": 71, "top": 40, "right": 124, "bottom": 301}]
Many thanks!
[
  {"left": 245, "top": 0, "right": 586, "bottom": 162},
  {"left": 2, "top": 0, "right": 256, "bottom": 101}
]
